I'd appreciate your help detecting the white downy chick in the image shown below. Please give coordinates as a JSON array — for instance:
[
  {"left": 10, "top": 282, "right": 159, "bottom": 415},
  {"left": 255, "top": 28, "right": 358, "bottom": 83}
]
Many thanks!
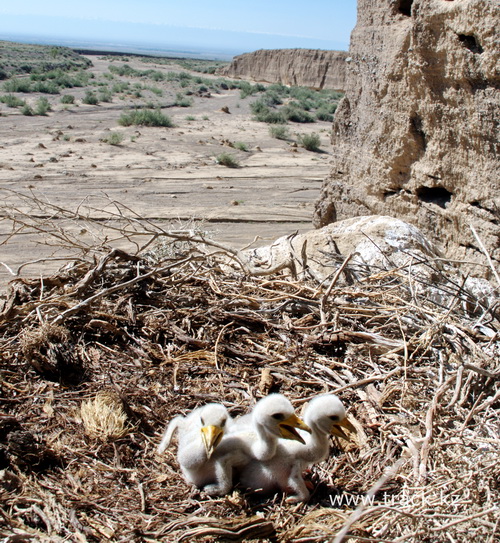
[
  {"left": 157, "top": 403, "right": 231, "bottom": 489},
  {"left": 238, "top": 393, "right": 355, "bottom": 502},
  {"left": 202, "top": 393, "right": 311, "bottom": 496}
]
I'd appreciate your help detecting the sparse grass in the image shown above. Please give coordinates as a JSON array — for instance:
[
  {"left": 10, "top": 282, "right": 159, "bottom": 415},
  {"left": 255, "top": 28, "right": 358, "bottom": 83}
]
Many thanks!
[
  {"left": 118, "top": 109, "right": 174, "bottom": 127},
  {"left": 185, "top": 115, "right": 196, "bottom": 121},
  {"left": 297, "top": 132, "right": 322, "bottom": 152},
  {"left": 269, "top": 125, "right": 291, "bottom": 140},
  {"left": 215, "top": 152, "right": 239, "bottom": 168}
]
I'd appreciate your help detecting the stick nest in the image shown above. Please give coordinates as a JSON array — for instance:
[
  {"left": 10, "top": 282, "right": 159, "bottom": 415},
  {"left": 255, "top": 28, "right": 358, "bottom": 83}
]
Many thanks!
[{"left": 0, "top": 193, "right": 499, "bottom": 542}]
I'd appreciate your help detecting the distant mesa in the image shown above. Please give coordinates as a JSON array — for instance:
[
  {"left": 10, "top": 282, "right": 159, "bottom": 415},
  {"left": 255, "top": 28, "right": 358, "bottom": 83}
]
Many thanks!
[{"left": 219, "top": 48, "right": 348, "bottom": 91}]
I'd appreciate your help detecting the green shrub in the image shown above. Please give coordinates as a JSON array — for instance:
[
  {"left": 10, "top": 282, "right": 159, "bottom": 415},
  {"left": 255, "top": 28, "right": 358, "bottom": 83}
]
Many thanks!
[
  {"left": 185, "top": 115, "right": 196, "bottom": 121},
  {"left": 82, "top": 91, "right": 99, "bottom": 105},
  {"left": 215, "top": 152, "right": 239, "bottom": 168},
  {"left": 60, "top": 94, "right": 75, "bottom": 104},
  {"left": 0, "top": 94, "right": 26, "bottom": 108},
  {"left": 35, "top": 97, "right": 51, "bottom": 115},
  {"left": 118, "top": 109, "right": 174, "bottom": 127},
  {"left": 269, "top": 125, "right": 290, "bottom": 140},
  {"left": 298, "top": 132, "right": 321, "bottom": 152}
]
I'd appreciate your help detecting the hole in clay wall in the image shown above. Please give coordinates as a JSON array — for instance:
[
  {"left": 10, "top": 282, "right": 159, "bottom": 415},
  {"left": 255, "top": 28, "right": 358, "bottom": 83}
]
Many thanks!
[
  {"left": 410, "top": 114, "right": 427, "bottom": 151},
  {"left": 416, "top": 186, "right": 452, "bottom": 209},
  {"left": 458, "top": 34, "right": 484, "bottom": 54},
  {"left": 397, "top": 0, "right": 413, "bottom": 16}
]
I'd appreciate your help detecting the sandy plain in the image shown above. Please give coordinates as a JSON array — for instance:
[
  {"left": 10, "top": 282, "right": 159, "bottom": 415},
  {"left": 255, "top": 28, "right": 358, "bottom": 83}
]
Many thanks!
[{"left": 0, "top": 55, "right": 333, "bottom": 294}]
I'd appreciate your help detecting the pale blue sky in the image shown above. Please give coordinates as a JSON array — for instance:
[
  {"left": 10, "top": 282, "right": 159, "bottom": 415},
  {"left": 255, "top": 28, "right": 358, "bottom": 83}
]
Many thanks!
[{"left": 0, "top": 1, "right": 357, "bottom": 58}]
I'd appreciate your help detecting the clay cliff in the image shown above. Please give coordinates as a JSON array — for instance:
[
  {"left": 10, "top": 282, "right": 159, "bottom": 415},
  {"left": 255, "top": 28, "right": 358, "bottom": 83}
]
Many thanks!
[
  {"left": 220, "top": 49, "right": 348, "bottom": 91},
  {"left": 314, "top": 0, "right": 499, "bottom": 278}
]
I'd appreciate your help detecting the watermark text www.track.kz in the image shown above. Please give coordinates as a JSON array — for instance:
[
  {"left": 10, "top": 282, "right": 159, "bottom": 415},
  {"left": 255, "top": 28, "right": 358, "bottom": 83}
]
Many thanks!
[{"left": 329, "top": 490, "right": 464, "bottom": 508}]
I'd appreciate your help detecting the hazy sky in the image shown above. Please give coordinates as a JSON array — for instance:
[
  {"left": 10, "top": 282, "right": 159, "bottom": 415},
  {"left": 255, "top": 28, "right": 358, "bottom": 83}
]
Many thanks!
[{"left": 0, "top": 1, "right": 357, "bottom": 57}]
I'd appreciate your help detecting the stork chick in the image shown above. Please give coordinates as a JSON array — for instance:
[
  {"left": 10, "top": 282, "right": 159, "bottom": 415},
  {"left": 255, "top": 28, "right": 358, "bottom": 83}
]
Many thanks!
[
  {"left": 157, "top": 403, "right": 231, "bottom": 489},
  {"left": 203, "top": 393, "right": 311, "bottom": 496},
  {"left": 238, "top": 393, "right": 355, "bottom": 502}
]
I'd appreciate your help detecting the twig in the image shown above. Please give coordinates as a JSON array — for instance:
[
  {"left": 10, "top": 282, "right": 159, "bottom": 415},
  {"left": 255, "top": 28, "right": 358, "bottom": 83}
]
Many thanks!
[{"left": 470, "top": 224, "right": 500, "bottom": 287}]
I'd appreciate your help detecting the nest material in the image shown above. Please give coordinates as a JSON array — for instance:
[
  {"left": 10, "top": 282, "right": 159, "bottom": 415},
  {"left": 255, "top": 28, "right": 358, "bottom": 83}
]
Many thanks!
[{"left": 0, "top": 199, "right": 499, "bottom": 542}]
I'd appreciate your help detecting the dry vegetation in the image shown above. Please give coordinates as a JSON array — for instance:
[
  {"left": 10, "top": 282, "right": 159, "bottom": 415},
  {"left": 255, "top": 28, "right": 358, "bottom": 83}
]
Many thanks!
[{"left": 0, "top": 193, "right": 498, "bottom": 542}]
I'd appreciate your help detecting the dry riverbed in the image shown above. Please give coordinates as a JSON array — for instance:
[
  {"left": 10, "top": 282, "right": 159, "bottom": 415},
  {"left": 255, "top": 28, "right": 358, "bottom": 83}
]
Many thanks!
[{"left": 0, "top": 55, "right": 333, "bottom": 293}]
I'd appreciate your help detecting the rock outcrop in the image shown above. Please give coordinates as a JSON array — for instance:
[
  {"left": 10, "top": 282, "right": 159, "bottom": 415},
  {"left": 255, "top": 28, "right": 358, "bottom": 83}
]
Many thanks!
[
  {"left": 220, "top": 49, "right": 348, "bottom": 91},
  {"left": 244, "top": 216, "right": 498, "bottom": 327},
  {"left": 314, "top": 0, "right": 500, "bottom": 279}
]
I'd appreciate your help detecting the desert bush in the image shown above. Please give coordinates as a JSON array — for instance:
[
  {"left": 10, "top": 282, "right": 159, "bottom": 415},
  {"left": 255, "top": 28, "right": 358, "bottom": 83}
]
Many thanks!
[
  {"left": 82, "top": 91, "right": 99, "bottom": 105},
  {"left": 147, "top": 86, "right": 163, "bottom": 96},
  {"left": 102, "top": 131, "right": 124, "bottom": 145},
  {"left": 118, "top": 109, "right": 174, "bottom": 127},
  {"left": 215, "top": 152, "right": 239, "bottom": 168},
  {"left": 250, "top": 99, "right": 286, "bottom": 124},
  {"left": 282, "top": 103, "right": 315, "bottom": 123},
  {"left": 269, "top": 125, "right": 290, "bottom": 140},
  {"left": 112, "top": 82, "right": 130, "bottom": 94},
  {"left": 34, "top": 97, "right": 51, "bottom": 115},
  {"left": 0, "top": 94, "right": 26, "bottom": 108},
  {"left": 185, "top": 115, "right": 196, "bottom": 121},
  {"left": 3, "top": 77, "right": 32, "bottom": 93},
  {"left": 60, "top": 94, "right": 75, "bottom": 104},
  {"left": 21, "top": 104, "right": 34, "bottom": 116},
  {"left": 233, "top": 142, "right": 248, "bottom": 152},
  {"left": 297, "top": 132, "right": 321, "bottom": 152},
  {"left": 315, "top": 108, "right": 334, "bottom": 122},
  {"left": 31, "top": 80, "right": 60, "bottom": 94},
  {"left": 98, "top": 89, "right": 113, "bottom": 102},
  {"left": 174, "top": 92, "right": 193, "bottom": 107}
]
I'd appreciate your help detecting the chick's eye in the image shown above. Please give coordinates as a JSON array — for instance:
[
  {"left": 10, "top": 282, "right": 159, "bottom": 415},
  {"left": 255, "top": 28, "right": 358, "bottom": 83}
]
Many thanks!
[
  {"left": 272, "top": 413, "right": 285, "bottom": 421},
  {"left": 221, "top": 418, "right": 227, "bottom": 427},
  {"left": 329, "top": 415, "right": 339, "bottom": 422}
]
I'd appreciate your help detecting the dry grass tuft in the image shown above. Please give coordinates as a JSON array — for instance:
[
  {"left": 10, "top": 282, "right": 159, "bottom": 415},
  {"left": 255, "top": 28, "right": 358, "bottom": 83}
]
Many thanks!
[{"left": 80, "top": 391, "right": 131, "bottom": 441}]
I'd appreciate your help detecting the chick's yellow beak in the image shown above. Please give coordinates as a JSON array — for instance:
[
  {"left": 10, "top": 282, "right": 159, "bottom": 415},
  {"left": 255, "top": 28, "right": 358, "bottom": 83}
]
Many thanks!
[
  {"left": 330, "top": 417, "right": 356, "bottom": 440},
  {"left": 200, "top": 425, "right": 224, "bottom": 458},
  {"left": 279, "top": 413, "right": 311, "bottom": 444}
]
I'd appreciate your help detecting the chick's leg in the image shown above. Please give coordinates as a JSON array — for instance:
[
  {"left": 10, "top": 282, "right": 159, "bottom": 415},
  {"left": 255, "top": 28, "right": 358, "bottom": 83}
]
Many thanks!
[
  {"left": 203, "top": 453, "right": 236, "bottom": 496},
  {"left": 284, "top": 463, "right": 310, "bottom": 503}
]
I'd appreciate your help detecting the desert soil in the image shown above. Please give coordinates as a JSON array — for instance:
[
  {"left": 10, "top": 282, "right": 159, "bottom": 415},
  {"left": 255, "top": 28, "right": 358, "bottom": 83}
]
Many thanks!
[{"left": 0, "top": 55, "right": 332, "bottom": 294}]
